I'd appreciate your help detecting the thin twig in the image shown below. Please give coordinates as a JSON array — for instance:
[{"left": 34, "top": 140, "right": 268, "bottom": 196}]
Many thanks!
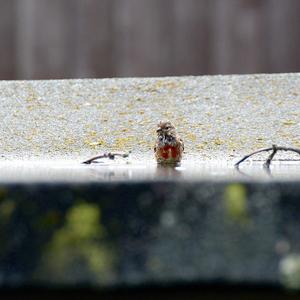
[
  {"left": 234, "top": 146, "right": 274, "bottom": 167},
  {"left": 235, "top": 144, "right": 300, "bottom": 168},
  {"left": 263, "top": 144, "right": 278, "bottom": 169},
  {"left": 82, "top": 152, "right": 130, "bottom": 164}
]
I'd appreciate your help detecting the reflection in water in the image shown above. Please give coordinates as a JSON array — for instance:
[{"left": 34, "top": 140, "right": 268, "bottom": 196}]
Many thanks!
[
  {"left": 1, "top": 159, "right": 300, "bottom": 182},
  {"left": 88, "top": 167, "right": 116, "bottom": 181},
  {"left": 155, "top": 164, "right": 183, "bottom": 179},
  {"left": 235, "top": 164, "right": 273, "bottom": 179}
]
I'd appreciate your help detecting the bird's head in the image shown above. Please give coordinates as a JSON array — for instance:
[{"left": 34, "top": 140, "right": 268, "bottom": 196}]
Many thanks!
[{"left": 156, "top": 121, "right": 176, "bottom": 137}]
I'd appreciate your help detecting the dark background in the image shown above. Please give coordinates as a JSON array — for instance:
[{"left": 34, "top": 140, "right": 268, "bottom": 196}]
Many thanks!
[{"left": 1, "top": 0, "right": 300, "bottom": 80}]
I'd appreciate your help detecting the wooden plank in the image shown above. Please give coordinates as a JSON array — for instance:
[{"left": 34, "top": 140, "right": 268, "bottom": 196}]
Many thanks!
[
  {"left": 210, "top": 0, "right": 269, "bottom": 74},
  {"left": 172, "top": 0, "right": 211, "bottom": 75},
  {"left": 267, "top": 0, "right": 300, "bottom": 73},
  {"left": 15, "top": 0, "right": 78, "bottom": 79},
  {"left": 75, "top": 0, "right": 113, "bottom": 78},
  {"left": 8, "top": 0, "right": 300, "bottom": 79},
  {"left": 113, "top": 0, "right": 175, "bottom": 77},
  {"left": 0, "top": 0, "right": 16, "bottom": 79}
]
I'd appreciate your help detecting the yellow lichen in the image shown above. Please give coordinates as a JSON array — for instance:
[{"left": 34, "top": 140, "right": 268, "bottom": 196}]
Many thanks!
[
  {"left": 85, "top": 139, "right": 107, "bottom": 149},
  {"left": 214, "top": 138, "right": 223, "bottom": 146},
  {"left": 64, "top": 138, "right": 76, "bottom": 146},
  {"left": 88, "top": 130, "right": 97, "bottom": 137},
  {"left": 186, "top": 133, "right": 197, "bottom": 142},
  {"left": 113, "top": 136, "right": 134, "bottom": 150},
  {"left": 283, "top": 120, "right": 297, "bottom": 126},
  {"left": 109, "top": 87, "right": 119, "bottom": 93}
]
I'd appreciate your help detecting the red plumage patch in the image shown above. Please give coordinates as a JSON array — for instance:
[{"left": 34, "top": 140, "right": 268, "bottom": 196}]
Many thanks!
[{"left": 160, "top": 145, "right": 179, "bottom": 160}]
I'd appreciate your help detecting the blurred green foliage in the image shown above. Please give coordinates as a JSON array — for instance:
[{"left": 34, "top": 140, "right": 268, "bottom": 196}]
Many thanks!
[
  {"left": 0, "top": 189, "right": 16, "bottom": 257},
  {"left": 223, "top": 184, "right": 249, "bottom": 226},
  {"left": 280, "top": 254, "right": 300, "bottom": 290},
  {"left": 35, "top": 202, "right": 116, "bottom": 284}
]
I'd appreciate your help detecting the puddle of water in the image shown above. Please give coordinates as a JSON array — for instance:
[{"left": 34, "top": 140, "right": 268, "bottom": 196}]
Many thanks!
[{"left": 0, "top": 158, "right": 300, "bottom": 183}]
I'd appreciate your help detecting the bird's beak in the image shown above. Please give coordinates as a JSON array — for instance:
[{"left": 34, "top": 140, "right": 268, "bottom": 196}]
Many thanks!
[{"left": 156, "top": 127, "right": 162, "bottom": 133}]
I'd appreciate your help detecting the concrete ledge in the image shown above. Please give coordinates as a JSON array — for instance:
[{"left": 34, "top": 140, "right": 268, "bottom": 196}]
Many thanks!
[{"left": 1, "top": 73, "right": 300, "bottom": 161}]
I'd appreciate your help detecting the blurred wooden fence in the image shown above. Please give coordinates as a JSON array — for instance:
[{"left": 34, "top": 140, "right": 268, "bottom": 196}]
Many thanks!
[{"left": 1, "top": 0, "right": 300, "bottom": 80}]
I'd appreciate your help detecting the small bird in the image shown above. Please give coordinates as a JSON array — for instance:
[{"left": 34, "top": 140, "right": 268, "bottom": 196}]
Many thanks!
[{"left": 154, "top": 121, "right": 184, "bottom": 164}]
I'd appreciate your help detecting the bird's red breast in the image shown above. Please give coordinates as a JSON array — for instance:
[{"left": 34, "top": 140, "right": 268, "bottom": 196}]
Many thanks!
[
  {"left": 159, "top": 145, "right": 180, "bottom": 160},
  {"left": 155, "top": 141, "right": 183, "bottom": 164}
]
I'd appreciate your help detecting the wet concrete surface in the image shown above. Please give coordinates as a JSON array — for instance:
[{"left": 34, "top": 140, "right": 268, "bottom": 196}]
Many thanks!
[
  {"left": 1, "top": 73, "right": 300, "bottom": 162},
  {"left": 1, "top": 73, "right": 300, "bottom": 182},
  {"left": 0, "top": 159, "right": 300, "bottom": 183}
]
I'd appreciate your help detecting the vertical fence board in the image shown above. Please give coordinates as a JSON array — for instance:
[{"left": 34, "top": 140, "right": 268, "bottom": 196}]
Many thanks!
[
  {"left": 0, "top": 0, "right": 16, "bottom": 79},
  {"left": 210, "top": 0, "right": 269, "bottom": 74},
  {"left": 267, "top": 0, "right": 300, "bottom": 73},
  {"left": 75, "top": 0, "right": 113, "bottom": 78},
  {"left": 15, "top": 0, "right": 78, "bottom": 79},
  {"left": 113, "top": 0, "right": 175, "bottom": 77},
  {"left": 173, "top": 0, "right": 211, "bottom": 75}
]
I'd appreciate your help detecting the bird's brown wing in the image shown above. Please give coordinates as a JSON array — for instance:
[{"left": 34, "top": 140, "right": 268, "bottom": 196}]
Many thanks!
[{"left": 180, "top": 138, "right": 184, "bottom": 152}]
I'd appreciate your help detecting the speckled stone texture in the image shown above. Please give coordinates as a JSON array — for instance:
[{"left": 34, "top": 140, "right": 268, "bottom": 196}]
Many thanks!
[{"left": 1, "top": 73, "right": 300, "bottom": 161}]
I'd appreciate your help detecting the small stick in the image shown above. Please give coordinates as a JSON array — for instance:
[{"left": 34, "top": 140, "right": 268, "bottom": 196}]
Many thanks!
[
  {"left": 235, "top": 144, "right": 300, "bottom": 168},
  {"left": 263, "top": 144, "right": 277, "bottom": 169},
  {"left": 82, "top": 152, "right": 130, "bottom": 164},
  {"left": 234, "top": 146, "right": 274, "bottom": 167}
]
